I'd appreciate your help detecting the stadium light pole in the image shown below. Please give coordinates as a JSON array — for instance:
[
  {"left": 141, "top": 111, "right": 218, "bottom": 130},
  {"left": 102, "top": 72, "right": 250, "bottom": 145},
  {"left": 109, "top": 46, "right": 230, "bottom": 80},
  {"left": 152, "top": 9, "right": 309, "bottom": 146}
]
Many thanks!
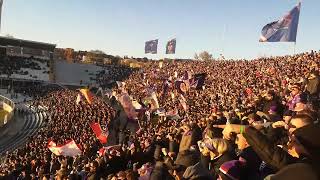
[{"left": 0, "top": 0, "right": 3, "bottom": 34}]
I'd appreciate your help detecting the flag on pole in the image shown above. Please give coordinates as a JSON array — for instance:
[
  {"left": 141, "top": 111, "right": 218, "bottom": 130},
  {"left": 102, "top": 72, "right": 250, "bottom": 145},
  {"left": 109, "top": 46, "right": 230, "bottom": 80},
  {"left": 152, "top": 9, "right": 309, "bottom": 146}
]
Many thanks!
[
  {"left": 80, "top": 88, "right": 93, "bottom": 104},
  {"left": 179, "top": 94, "right": 188, "bottom": 111},
  {"left": 260, "top": 2, "right": 301, "bottom": 42},
  {"left": 143, "top": 90, "right": 160, "bottom": 110},
  {"left": 166, "top": 39, "right": 176, "bottom": 54},
  {"left": 175, "top": 81, "right": 187, "bottom": 94},
  {"left": 48, "top": 140, "right": 82, "bottom": 157},
  {"left": 145, "top": 39, "right": 158, "bottom": 54},
  {"left": 90, "top": 122, "right": 109, "bottom": 144},
  {"left": 118, "top": 93, "right": 138, "bottom": 120}
]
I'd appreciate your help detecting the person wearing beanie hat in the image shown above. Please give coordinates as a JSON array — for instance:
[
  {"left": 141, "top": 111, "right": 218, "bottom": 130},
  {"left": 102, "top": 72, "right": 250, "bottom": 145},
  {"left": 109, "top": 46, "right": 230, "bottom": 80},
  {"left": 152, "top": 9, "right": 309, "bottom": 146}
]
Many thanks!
[
  {"left": 218, "top": 160, "right": 246, "bottom": 180},
  {"left": 268, "top": 106, "right": 282, "bottom": 122},
  {"left": 261, "top": 90, "right": 283, "bottom": 116}
]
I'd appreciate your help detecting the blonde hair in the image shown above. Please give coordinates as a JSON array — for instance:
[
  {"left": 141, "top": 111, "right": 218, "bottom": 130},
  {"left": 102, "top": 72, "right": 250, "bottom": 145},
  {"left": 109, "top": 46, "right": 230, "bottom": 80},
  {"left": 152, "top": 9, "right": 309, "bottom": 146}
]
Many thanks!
[{"left": 206, "top": 138, "right": 229, "bottom": 155}]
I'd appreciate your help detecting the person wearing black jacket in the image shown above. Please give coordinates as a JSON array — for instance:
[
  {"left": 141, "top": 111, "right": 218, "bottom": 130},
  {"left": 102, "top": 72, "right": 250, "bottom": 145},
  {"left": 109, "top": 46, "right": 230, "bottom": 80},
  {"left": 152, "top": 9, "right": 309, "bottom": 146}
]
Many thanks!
[{"left": 220, "top": 114, "right": 320, "bottom": 179}]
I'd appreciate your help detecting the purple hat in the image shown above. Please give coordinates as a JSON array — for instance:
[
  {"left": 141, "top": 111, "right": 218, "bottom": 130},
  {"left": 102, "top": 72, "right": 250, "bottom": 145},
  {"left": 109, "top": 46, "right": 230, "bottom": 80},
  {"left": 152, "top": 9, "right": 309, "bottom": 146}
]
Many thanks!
[
  {"left": 269, "top": 106, "right": 277, "bottom": 113},
  {"left": 219, "top": 160, "right": 245, "bottom": 180}
]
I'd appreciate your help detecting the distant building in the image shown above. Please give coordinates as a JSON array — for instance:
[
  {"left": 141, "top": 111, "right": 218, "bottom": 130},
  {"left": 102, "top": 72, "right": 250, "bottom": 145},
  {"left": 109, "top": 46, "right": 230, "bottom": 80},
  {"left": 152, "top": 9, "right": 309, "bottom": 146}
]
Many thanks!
[
  {"left": 64, "top": 48, "right": 75, "bottom": 62},
  {"left": 0, "top": 36, "right": 56, "bottom": 60},
  {"left": 53, "top": 48, "right": 65, "bottom": 60}
]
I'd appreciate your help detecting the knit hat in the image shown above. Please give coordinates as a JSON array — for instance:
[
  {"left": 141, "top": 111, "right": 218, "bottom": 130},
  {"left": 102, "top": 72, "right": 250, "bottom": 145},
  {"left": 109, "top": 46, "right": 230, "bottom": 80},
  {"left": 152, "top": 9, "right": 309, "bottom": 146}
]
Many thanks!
[
  {"left": 219, "top": 160, "right": 245, "bottom": 180},
  {"left": 269, "top": 106, "right": 277, "bottom": 113}
]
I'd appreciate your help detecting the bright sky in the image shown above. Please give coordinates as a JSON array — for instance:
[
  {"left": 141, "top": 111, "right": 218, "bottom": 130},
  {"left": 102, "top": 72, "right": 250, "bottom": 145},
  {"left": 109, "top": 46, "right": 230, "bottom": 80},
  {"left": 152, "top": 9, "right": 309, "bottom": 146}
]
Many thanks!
[{"left": 2, "top": 0, "right": 319, "bottom": 59}]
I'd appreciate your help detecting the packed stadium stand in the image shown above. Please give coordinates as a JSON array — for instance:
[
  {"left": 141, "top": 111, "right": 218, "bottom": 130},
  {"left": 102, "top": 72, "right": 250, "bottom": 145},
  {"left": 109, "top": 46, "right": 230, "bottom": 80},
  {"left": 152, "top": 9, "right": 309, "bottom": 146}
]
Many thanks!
[
  {"left": 0, "top": 56, "right": 50, "bottom": 81},
  {"left": 0, "top": 50, "right": 320, "bottom": 179},
  {"left": 0, "top": 36, "right": 56, "bottom": 82}
]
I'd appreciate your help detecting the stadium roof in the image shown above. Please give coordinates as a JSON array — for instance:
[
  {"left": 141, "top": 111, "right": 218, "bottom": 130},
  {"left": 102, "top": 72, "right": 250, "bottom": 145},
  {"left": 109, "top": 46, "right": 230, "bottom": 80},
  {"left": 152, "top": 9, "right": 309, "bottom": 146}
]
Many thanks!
[{"left": 0, "top": 36, "right": 56, "bottom": 51}]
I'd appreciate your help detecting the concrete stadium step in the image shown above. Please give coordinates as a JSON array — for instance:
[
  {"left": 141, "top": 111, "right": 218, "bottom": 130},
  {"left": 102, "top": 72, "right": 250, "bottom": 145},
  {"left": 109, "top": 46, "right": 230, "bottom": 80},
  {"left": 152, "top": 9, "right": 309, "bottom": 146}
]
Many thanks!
[
  {"left": 0, "top": 115, "right": 29, "bottom": 145},
  {"left": 4, "top": 122, "right": 43, "bottom": 153},
  {"left": 0, "top": 111, "right": 46, "bottom": 155},
  {"left": 22, "top": 115, "right": 32, "bottom": 130},
  {"left": 0, "top": 123, "right": 40, "bottom": 154}
]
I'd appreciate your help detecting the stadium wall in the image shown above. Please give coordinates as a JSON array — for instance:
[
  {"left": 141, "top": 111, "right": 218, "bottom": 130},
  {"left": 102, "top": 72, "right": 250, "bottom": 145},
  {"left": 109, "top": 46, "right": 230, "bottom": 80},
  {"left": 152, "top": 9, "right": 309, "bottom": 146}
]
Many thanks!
[{"left": 0, "top": 95, "right": 15, "bottom": 127}]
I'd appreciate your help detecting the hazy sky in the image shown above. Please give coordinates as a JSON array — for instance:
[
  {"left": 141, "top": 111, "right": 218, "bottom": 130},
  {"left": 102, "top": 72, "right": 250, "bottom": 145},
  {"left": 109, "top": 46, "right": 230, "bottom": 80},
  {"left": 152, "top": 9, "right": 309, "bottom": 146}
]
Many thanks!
[{"left": 2, "top": 0, "right": 319, "bottom": 59}]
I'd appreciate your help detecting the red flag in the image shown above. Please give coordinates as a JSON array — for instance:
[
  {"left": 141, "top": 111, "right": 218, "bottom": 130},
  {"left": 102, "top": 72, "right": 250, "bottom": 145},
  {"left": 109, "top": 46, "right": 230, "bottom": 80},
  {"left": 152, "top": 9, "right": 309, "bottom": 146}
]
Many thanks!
[
  {"left": 48, "top": 139, "right": 82, "bottom": 157},
  {"left": 80, "top": 88, "right": 93, "bottom": 104},
  {"left": 90, "top": 122, "right": 109, "bottom": 144}
]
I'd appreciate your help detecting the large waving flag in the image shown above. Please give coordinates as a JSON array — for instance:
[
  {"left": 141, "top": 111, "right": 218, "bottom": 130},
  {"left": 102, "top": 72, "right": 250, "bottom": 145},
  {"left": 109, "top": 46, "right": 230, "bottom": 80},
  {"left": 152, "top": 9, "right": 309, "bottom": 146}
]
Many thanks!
[
  {"left": 143, "top": 90, "right": 160, "bottom": 110},
  {"left": 260, "top": 2, "right": 301, "bottom": 42},
  {"left": 166, "top": 39, "right": 176, "bottom": 54},
  {"left": 145, "top": 39, "right": 158, "bottom": 54},
  {"left": 80, "top": 88, "right": 93, "bottom": 104},
  {"left": 118, "top": 93, "right": 138, "bottom": 120},
  {"left": 179, "top": 94, "right": 188, "bottom": 111},
  {"left": 90, "top": 122, "right": 109, "bottom": 144},
  {"left": 48, "top": 140, "right": 82, "bottom": 157},
  {"left": 175, "top": 80, "right": 188, "bottom": 94}
]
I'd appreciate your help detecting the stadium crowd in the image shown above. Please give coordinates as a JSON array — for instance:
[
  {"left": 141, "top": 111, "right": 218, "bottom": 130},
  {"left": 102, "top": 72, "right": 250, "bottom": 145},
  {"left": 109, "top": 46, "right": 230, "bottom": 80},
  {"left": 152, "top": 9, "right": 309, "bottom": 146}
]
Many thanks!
[
  {"left": 95, "top": 65, "right": 137, "bottom": 88},
  {"left": 0, "top": 56, "right": 50, "bottom": 78},
  {"left": 0, "top": 89, "right": 115, "bottom": 179},
  {"left": 1, "top": 50, "right": 320, "bottom": 180}
]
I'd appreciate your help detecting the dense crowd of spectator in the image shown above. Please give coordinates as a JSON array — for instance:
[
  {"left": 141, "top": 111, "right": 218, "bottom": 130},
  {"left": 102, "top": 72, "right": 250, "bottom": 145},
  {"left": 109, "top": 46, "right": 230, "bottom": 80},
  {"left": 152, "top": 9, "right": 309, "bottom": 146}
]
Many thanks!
[
  {"left": 0, "top": 89, "right": 115, "bottom": 179},
  {"left": 1, "top": 50, "right": 320, "bottom": 179},
  {"left": 0, "top": 56, "right": 50, "bottom": 78},
  {"left": 95, "top": 65, "right": 138, "bottom": 88}
]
